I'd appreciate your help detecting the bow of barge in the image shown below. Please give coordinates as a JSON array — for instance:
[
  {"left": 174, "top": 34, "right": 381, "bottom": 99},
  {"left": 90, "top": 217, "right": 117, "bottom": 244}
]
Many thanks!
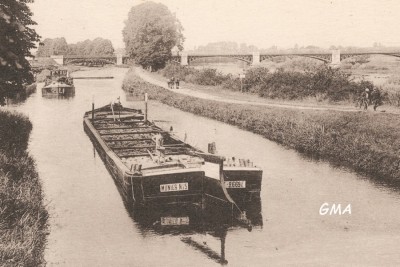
[{"left": 83, "top": 103, "right": 206, "bottom": 206}]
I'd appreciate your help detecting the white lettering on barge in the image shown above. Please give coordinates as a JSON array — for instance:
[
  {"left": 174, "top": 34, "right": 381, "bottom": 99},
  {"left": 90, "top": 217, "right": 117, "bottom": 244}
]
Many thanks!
[{"left": 160, "top": 182, "right": 189, "bottom": 192}]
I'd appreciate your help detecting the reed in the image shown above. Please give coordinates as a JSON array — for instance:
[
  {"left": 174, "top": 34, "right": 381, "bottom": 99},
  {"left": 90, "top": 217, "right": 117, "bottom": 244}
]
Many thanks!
[
  {"left": 0, "top": 110, "right": 48, "bottom": 266},
  {"left": 123, "top": 69, "right": 400, "bottom": 182}
]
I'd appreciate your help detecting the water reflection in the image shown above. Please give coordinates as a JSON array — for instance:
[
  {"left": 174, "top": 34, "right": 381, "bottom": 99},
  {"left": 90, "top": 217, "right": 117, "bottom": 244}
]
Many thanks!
[
  {"left": 42, "top": 94, "right": 75, "bottom": 100},
  {"left": 129, "top": 199, "right": 262, "bottom": 265},
  {"left": 5, "top": 90, "right": 33, "bottom": 106}
]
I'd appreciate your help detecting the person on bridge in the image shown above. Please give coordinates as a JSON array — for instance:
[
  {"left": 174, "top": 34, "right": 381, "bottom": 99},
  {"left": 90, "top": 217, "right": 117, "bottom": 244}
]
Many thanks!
[
  {"left": 175, "top": 78, "right": 180, "bottom": 89},
  {"left": 171, "top": 77, "right": 175, "bottom": 89}
]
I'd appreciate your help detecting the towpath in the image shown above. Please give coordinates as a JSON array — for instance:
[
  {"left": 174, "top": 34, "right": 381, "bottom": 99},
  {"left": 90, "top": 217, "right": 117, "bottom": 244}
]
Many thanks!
[{"left": 134, "top": 67, "right": 398, "bottom": 113}]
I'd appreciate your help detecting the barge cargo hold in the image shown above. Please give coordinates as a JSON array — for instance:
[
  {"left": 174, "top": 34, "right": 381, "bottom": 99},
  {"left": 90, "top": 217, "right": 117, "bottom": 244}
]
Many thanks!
[{"left": 83, "top": 101, "right": 262, "bottom": 207}]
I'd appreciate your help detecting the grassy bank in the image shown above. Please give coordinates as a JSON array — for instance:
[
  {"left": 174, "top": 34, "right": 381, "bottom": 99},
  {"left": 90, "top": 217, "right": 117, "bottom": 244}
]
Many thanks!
[
  {"left": 123, "top": 69, "right": 400, "bottom": 182},
  {"left": 0, "top": 111, "right": 48, "bottom": 266}
]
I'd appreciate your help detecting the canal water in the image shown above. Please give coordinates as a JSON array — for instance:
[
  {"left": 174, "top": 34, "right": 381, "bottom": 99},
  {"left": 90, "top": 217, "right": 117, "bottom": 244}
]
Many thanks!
[{"left": 8, "top": 67, "right": 400, "bottom": 266}]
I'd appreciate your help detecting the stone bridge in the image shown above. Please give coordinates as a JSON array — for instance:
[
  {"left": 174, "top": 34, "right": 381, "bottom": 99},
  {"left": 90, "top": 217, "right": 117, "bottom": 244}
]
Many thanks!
[{"left": 170, "top": 50, "right": 400, "bottom": 66}]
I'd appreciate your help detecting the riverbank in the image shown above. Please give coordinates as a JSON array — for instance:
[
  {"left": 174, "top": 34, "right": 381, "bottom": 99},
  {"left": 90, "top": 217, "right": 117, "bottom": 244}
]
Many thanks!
[
  {"left": 0, "top": 111, "right": 48, "bottom": 266},
  {"left": 123, "top": 69, "right": 400, "bottom": 182},
  {"left": 137, "top": 67, "right": 400, "bottom": 114}
]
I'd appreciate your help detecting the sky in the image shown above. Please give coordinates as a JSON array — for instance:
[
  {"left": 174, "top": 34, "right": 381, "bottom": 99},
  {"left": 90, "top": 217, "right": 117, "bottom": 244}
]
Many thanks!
[{"left": 29, "top": 0, "right": 400, "bottom": 50}]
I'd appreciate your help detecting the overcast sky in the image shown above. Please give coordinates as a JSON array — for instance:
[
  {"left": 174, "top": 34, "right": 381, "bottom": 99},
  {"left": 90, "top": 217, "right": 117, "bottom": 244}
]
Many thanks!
[{"left": 29, "top": 0, "right": 400, "bottom": 50}]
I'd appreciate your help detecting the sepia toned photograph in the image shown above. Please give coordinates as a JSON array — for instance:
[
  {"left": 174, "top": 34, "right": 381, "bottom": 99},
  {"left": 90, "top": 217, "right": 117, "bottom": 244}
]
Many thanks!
[{"left": 1, "top": 0, "right": 400, "bottom": 266}]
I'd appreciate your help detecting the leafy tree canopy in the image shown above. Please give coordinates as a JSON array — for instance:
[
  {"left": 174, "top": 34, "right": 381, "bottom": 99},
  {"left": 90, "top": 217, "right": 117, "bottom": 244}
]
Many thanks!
[
  {"left": 123, "top": 2, "right": 184, "bottom": 70},
  {"left": 36, "top": 37, "right": 68, "bottom": 56},
  {"left": 36, "top": 37, "right": 115, "bottom": 57},
  {"left": 0, "top": 0, "right": 40, "bottom": 105}
]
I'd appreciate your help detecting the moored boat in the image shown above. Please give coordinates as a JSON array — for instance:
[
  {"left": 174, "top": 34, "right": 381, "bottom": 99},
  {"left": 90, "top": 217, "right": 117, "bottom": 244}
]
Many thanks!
[
  {"left": 84, "top": 101, "right": 206, "bottom": 206},
  {"left": 83, "top": 99, "right": 262, "bottom": 209},
  {"left": 42, "top": 69, "right": 75, "bottom": 96}
]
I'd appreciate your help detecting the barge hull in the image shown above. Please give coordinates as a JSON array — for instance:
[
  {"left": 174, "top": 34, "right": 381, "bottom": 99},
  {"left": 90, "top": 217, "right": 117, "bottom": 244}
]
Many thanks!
[
  {"left": 84, "top": 116, "right": 205, "bottom": 206},
  {"left": 221, "top": 169, "right": 262, "bottom": 203}
]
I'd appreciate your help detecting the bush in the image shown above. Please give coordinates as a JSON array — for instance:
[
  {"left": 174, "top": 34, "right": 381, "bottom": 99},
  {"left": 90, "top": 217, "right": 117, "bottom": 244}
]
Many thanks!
[
  {"left": 36, "top": 69, "right": 51, "bottom": 83},
  {"left": 160, "top": 62, "right": 230, "bottom": 86},
  {"left": 236, "top": 66, "right": 376, "bottom": 102},
  {"left": 159, "top": 63, "right": 196, "bottom": 81},
  {"left": 0, "top": 111, "right": 48, "bottom": 266},
  {"left": 221, "top": 74, "right": 241, "bottom": 91},
  {"left": 0, "top": 111, "right": 32, "bottom": 153},
  {"left": 192, "top": 68, "right": 229, "bottom": 86},
  {"left": 160, "top": 63, "right": 377, "bottom": 103}
]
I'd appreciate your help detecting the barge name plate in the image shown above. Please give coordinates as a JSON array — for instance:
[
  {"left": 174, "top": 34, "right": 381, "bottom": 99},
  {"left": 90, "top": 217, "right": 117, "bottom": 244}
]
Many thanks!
[
  {"left": 225, "top": 181, "right": 246, "bottom": 188},
  {"left": 160, "top": 182, "right": 189, "bottom": 192}
]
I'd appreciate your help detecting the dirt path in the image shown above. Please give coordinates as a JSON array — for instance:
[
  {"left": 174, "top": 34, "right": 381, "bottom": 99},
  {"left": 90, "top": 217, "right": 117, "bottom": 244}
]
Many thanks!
[{"left": 135, "top": 67, "right": 398, "bottom": 113}]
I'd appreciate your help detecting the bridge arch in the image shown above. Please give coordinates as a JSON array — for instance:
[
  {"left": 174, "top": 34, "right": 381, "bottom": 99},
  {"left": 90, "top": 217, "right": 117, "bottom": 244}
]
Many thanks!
[
  {"left": 340, "top": 53, "right": 400, "bottom": 62},
  {"left": 64, "top": 58, "right": 116, "bottom": 66},
  {"left": 260, "top": 54, "right": 330, "bottom": 64},
  {"left": 188, "top": 55, "right": 252, "bottom": 65}
]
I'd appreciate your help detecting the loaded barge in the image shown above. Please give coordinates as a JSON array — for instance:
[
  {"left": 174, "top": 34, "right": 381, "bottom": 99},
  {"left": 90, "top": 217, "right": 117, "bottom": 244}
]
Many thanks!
[
  {"left": 42, "top": 69, "right": 75, "bottom": 97},
  {"left": 83, "top": 98, "right": 262, "bottom": 209}
]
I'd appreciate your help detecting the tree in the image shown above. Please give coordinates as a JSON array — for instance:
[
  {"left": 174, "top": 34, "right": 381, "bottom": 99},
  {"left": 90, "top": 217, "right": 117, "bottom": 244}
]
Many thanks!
[
  {"left": 0, "top": 0, "right": 40, "bottom": 104},
  {"left": 123, "top": 2, "right": 184, "bottom": 70},
  {"left": 37, "top": 38, "right": 115, "bottom": 56},
  {"left": 91, "top": 38, "right": 114, "bottom": 56},
  {"left": 36, "top": 37, "right": 69, "bottom": 56},
  {"left": 36, "top": 38, "right": 53, "bottom": 57}
]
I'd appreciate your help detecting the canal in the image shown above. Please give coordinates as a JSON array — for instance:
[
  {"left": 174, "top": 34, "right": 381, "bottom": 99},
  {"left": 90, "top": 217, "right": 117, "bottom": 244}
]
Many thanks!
[{"left": 8, "top": 67, "right": 400, "bottom": 266}]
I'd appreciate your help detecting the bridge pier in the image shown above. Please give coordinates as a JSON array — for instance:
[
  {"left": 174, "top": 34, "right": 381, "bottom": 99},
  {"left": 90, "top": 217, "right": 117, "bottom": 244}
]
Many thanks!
[
  {"left": 51, "top": 55, "right": 64, "bottom": 65},
  {"left": 116, "top": 54, "right": 123, "bottom": 65},
  {"left": 330, "top": 50, "right": 340, "bottom": 68},
  {"left": 252, "top": 52, "right": 260, "bottom": 65},
  {"left": 181, "top": 52, "right": 188, "bottom": 66}
]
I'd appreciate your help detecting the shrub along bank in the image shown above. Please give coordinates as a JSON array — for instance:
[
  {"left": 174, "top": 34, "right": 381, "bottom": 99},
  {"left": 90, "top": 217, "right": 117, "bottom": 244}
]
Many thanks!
[
  {"left": 0, "top": 111, "right": 48, "bottom": 266},
  {"left": 123, "top": 70, "right": 400, "bottom": 182},
  {"left": 159, "top": 63, "right": 376, "bottom": 103}
]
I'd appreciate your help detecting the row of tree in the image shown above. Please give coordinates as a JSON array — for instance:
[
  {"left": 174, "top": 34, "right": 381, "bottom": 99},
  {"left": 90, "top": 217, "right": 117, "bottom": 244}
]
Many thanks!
[{"left": 36, "top": 37, "right": 115, "bottom": 57}]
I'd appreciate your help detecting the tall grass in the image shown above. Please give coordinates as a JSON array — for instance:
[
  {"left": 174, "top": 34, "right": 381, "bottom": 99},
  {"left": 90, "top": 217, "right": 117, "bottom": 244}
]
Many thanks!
[
  {"left": 123, "top": 70, "right": 400, "bottom": 182},
  {"left": 378, "top": 76, "right": 400, "bottom": 107},
  {"left": 0, "top": 110, "right": 48, "bottom": 266}
]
